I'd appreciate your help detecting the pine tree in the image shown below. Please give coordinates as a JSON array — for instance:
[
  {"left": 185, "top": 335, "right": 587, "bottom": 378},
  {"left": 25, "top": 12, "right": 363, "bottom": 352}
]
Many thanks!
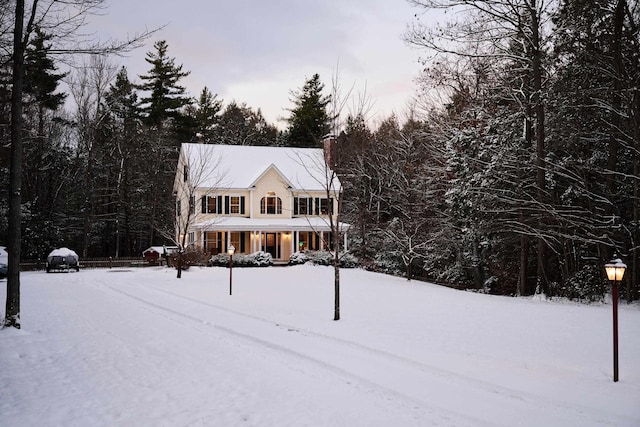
[
  {"left": 286, "top": 74, "right": 330, "bottom": 147},
  {"left": 103, "top": 66, "right": 144, "bottom": 256},
  {"left": 23, "top": 27, "right": 67, "bottom": 111},
  {"left": 186, "top": 86, "right": 222, "bottom": 142},
  {"left": 137, "top": 40, "right": 191, "bottom": 128},
  {"left": 21, "top": 26, "right": 70, "bottom": 259},
  {"left": 214, "top": 101, "right": 278, "bottom": 146},
  {"left": 136, "top": 40, "right": 192, "bottom": 246}
]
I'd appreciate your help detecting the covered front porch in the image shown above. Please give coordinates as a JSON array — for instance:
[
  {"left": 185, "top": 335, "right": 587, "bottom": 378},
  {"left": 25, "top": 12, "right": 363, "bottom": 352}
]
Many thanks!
[{"left": 191, "top": 218, "right": 349, "bottom": 261}]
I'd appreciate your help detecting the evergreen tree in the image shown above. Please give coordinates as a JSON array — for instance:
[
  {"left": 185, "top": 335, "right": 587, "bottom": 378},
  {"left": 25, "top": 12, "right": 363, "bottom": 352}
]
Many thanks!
[
  {"left": 103, "top": 66, "right": 145, "bottom": 256},
  {"left": 23, "top": 27, "right": 67, "bottom": 111},
  {"left": 137, "top": 40, "right": 191, "bottom": 128},
  {"left": 21, "top": 26, "right": 70, "bottom": 259},
  {"left": 186, "top": 86, "right": 222, "bottom": 142},
  {"left": 136, "top": 40, "right": 192, "bottom": 246},
  {"left": 214, "top": 101, "right": 278, "bottom": 146},
  {"left": 549, "top": 0, "right": 640, "bottom": 300},
  {"left": 195, "top": 86, "right": 222, "bottom": 140},
  {"left": 285, "top": 73, "right": 330, "bottom": 147}
]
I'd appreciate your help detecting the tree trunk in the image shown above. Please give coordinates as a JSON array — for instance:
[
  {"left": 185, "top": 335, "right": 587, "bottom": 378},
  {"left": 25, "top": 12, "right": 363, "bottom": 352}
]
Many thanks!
[
  {"left": 176, "top": 252, "right": 183, "bottom": 278},
  {"left": 530, "top": 0, "right": 548, "bottom": 295},
  {"left": 5, "top": 0, "right": 25, "bottom": 329},
  {"left": 519, "top": 233, "right": 529, "bottom": 296},
  {"left": 333, "top": 249, "right": 340, "bottom": 321}
]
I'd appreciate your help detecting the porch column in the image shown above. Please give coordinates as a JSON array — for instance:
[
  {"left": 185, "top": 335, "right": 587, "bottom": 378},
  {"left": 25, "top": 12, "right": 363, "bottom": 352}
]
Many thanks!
[
  {"left": 343, "top": 231, "right": 348, "bottom": 252},
  {"left": 251, "top": 230, "right": 256, "bottom": 253},
  {"left": 320, "top": 231, "right": 324, "bottom": 250}
]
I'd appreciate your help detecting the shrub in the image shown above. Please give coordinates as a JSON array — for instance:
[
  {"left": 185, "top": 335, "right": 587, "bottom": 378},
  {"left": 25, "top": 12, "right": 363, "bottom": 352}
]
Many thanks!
[
  {"left": 288, "top": 251, "right": 308, "bottom": 265},
  {"left": 208, "top": 251, "right": 273, "bottom": 267},
  {"left": 288, "top": 251, "right": 358, "bottom": 268},
  {"left": 170, "top": 249, "right": 208, "bottom": 269},
  {"left": 551, "top": 265, "right": 609, "bottom": 302}
]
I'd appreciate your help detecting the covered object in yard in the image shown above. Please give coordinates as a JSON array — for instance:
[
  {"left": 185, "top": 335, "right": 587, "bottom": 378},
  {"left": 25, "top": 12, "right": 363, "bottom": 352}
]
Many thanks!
[{"left": 46, "top": 248, "right": 80, "bottom": 273}]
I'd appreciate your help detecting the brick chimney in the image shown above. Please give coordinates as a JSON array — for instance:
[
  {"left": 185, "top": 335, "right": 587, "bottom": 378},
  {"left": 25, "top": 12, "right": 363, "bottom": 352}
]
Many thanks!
[{"left": 323, "top": 134, "right": 338, "bottom": 168}]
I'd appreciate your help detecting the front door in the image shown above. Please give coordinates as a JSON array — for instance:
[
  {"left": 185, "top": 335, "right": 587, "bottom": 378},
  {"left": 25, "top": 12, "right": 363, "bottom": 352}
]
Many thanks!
[{"left": 265, "top": 233, "right": 277, "bottom": 259}]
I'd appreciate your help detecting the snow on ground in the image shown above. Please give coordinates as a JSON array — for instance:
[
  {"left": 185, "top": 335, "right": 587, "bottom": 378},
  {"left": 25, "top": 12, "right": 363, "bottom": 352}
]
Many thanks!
[{"left": 1, "top": 265, "right": 639, "bottom": 426}]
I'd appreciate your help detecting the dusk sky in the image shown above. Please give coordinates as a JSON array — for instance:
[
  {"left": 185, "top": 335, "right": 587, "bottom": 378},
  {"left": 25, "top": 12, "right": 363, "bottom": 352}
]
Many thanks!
[{"left": 90, "top": 0, "right": 427, "bottom": 128}]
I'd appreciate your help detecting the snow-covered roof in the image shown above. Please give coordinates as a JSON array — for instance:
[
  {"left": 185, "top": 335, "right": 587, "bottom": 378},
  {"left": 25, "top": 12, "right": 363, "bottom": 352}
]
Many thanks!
[
  {"left": 180, "top": 143, "right": 336, "bottom": 191},
  {"left": 143, "top": 246, "right": 178, "bottom": 255},
  {"left": 194, "top": 217, "right": 350, "bottom": 233}
]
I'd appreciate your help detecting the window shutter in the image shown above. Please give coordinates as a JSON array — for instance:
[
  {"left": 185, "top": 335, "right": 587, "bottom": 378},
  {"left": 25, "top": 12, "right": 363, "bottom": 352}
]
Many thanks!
[
  {"left": 217, "top": 196, "right": 223, "bottom": 214},
  {"left": 330, "top": 198, "right": 334, "bottom": 215},
  {"left": 314, "top": 198, "right": 320, "bottom": 215},
  {"left": 224, "top": 196, "right": 230, "bottom": 214},
  {"left": 240, "top": 232, "right": 246, "bottom": 252},
  {"left": 240, "top": 196, "right": 245, "bottom": 215},
  {"left": 217, "top": 232, "right": 223, "bottom": 254},
  {"left": 201, "top": 196, "right": 207, "bottom": 214},
  {"left": 307, "top": 198, "right": 313, "bottom": 215},
  {"left": 294, "top": 198, "right": 299, "bottom": 215}
]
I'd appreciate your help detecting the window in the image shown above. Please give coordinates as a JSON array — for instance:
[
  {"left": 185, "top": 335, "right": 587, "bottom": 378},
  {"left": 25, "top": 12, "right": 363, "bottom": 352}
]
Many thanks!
[
  {"left": 294, "top": 197, "right": 313, "bottom": 215},
  {"left": 188, "top": 232, "right": 195, "bottom": 245},
  {"left": 315, "top": 198, "right": 333, "bottom": 215},
  {"left": 230, "top": 232, "right": 241, "bottom": 252},
  {"left": 204, "top": 232, "right": 218, "bottom": 254},
  {"left": 183, "top": 165, "right": 188, "bottom": 182},
  {"left": 230, "top": 196, "right": 241, "bottom": 214},
  {"left": 260, "top": 196, "right": 282, "bottom": 214},
  {"left": 207, "top": 196, "right": 217, "bottom": 213}
]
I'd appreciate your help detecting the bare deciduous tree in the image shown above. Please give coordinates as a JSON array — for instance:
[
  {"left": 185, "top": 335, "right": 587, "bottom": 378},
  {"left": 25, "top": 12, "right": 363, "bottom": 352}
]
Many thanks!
[
  {"left": 162, "top": 143, "right": 228, "bottom": 278},
  {"left": 4, "top": 0, "right": 158, "bottom": 329}
]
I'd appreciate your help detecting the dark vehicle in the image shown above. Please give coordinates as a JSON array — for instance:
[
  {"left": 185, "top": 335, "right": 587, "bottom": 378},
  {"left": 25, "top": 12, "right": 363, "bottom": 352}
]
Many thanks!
[
  {"left": 0, "top": 246, "right": 7, "bottom": 279},
  {"left": 46, "top": 248, "right": 80, "bottom": 273}
]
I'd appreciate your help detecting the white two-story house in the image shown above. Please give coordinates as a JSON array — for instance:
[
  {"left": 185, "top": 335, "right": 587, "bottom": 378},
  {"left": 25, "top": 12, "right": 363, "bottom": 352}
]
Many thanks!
[{"left": 173, "top": 142, "right": 349, "bottom": 261}]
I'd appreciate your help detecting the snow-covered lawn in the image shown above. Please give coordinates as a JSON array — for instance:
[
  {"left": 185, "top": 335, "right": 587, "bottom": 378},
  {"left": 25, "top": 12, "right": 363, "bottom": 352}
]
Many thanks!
[{"left": 1, "top": 265, "right": 639, "bottom": 426}]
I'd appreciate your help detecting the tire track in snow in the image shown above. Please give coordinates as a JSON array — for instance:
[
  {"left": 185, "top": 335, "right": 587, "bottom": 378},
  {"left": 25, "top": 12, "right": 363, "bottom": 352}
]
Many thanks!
[
  {"left": 97, "top": 277, "right": 632, "bottom": 427},
  {"left": 96, "top": 278, "right": 493, "bottom": 427}
]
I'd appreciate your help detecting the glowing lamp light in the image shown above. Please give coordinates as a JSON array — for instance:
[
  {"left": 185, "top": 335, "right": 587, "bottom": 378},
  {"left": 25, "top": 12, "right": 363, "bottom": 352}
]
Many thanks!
[{"left": 605, "top": 258, "right": 626, "bottom": 282}]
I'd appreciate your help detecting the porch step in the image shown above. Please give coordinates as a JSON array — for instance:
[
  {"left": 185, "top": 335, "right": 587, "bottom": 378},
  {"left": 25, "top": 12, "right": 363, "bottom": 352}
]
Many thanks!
[{"left": 272, "top": 260, "right": 289, "bottom": 267}]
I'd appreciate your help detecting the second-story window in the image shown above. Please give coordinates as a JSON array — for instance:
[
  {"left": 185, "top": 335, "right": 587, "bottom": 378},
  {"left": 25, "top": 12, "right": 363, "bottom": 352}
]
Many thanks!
[
  {"left": 315, "top": 197, "right": 334, "bottom": 215},
  {"left": 294, "top": 197, "right": 313, "bottom": 215},
  {"left": 260, "top": 196, "right": 282, "bottom": 214},
  {"left": 207, "top": 196, "right": 217, "bottom": 213},
  {"left": 230, "top": 196, "right": 241, "bottom": 214}
]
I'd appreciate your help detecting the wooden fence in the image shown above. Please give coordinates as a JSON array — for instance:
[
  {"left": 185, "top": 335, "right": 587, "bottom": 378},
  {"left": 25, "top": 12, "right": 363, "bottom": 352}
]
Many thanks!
[{"left": 19, "top": 257, "right": 158, "bottom": 272}]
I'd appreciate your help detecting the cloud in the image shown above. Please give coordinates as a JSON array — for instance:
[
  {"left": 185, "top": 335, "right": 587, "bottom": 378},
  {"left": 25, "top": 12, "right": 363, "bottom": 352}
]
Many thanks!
[{"left": 90, "top": 0, "right": 421, "bottom": 127}]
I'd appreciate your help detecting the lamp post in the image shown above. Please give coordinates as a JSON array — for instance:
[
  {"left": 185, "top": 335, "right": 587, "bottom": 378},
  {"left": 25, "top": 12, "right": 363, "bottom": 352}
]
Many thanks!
[
  {"left": 604, "top": 256, "right": 626, "bottom": 382},
  {"left": 228, "top": 244, "right": 235, "bottom": 296}
]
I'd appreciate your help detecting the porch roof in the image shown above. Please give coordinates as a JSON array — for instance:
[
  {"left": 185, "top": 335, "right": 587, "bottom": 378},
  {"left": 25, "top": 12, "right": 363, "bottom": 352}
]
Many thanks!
[{"left": 193, "top": 217, "right": 350, "bottom": 233}]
